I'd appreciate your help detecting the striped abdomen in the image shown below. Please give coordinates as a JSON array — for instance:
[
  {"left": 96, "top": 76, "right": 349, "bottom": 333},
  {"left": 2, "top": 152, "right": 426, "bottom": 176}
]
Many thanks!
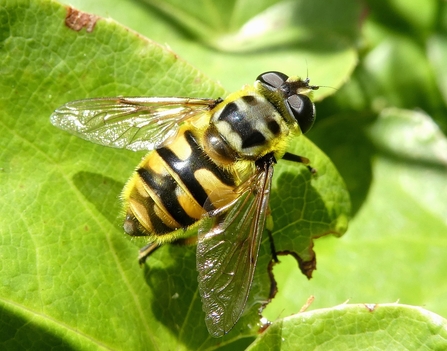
[{"left": 123, "top": 127, "right": 238, "bottom": 237}]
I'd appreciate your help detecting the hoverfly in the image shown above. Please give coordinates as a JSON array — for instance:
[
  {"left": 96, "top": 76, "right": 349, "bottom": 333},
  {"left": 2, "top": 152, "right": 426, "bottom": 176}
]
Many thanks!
[{"left": 50, "top": 71, "right": 319, "bottom": 337}]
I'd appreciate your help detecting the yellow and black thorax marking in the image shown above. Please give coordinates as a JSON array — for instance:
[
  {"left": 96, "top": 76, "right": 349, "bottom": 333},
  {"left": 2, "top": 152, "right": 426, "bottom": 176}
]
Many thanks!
[{"left": 204, "top": 87, "right": 293, "bottom": 164}]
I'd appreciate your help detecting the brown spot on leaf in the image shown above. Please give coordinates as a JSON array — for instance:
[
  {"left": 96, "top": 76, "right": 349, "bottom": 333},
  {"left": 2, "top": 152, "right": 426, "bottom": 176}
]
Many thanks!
[
  {"left": 257, "top": 318, "right": 272, "bottom": 334},
  {"left": 65, "top": 7, "right": 99, "bottom": 33}
]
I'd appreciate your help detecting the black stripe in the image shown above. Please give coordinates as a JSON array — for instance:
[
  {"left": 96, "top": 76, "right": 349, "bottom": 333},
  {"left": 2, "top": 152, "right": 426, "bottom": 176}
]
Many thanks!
[
  {"left": 218, "top": 101, "right": 239, "bottom": 121},
  {"left": 217, "top": 100, "right": 268, "bottom": 150},
  {"left": 145, "top": 199, "right": 176, "bottom": 234},
  {"left": 241, "top": 131, "right": 266, "bottom": 149},
  {"left": 267, "top": 120, "right": 280, "bottom": 135},
  {"left": 156, "top": 130, "right": 235, "bottom": 209},
  {"left": 241, "top": 95, "right": 257, "bottom": 105},
  {"left": 137, "top": 168, "right": 195, "bottom": 227}
]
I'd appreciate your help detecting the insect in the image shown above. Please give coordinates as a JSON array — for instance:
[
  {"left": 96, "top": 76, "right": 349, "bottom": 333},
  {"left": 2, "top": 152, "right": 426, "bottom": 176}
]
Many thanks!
[{"left": 50, "top": 71, "right": 319, "bottom": 337}]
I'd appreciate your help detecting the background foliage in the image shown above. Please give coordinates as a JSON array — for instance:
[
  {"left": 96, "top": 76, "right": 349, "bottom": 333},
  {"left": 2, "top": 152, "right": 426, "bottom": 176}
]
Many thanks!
[{"left": 1, "top": 0, "right": 447, "bottom": 350}]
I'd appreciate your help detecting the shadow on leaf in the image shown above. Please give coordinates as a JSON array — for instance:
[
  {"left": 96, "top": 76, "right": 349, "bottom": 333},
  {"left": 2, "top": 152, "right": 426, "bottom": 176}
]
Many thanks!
[
  {"left": 308, "top": 112, "right": 375, "bottom": 215},
  {"left": 72, "top": 171, "right": 124, "bottom": 226},
  {"left": 141, "top": 237, "right": 259, "bottom": 349},
  {"left": 141, "top": 244, "right": 214, "bottom": 346},
  {"left": 270, "top": 162, "right": 350, "bottom": 280},
  {"left": 0, "top": 307, "right": 77, "bottom": 351}
]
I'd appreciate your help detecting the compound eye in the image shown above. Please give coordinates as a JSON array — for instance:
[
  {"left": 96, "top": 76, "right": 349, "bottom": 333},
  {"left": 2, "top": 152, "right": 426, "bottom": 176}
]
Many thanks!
[
  {"left": 287, "top": 94, "right": 315, "bottom": 133},
  {"left": 257, "top": 71, "right": 289, "bottom": 89}
]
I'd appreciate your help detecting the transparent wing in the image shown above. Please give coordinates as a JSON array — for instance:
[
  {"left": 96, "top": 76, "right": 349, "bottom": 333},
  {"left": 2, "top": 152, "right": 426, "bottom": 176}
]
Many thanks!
[
  {"left": 196, "top": 160, "right": 274, "bottom": 337},
  {"left": 50, "top": 96, "right": 217, "bottom": 151}
]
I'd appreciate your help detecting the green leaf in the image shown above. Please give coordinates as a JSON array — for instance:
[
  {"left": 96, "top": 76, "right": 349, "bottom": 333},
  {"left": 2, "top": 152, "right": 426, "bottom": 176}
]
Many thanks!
[
  {"left": 364, "top": 0, "right": 438, "bottom": 36},
  {"left": 428, "top": 33, "right": 447, "bottom": 107},
  {"left": 59, "top": 0, "right": 360, "bottom": 96},
  {"left": 285, "top": 107, "right": 447, "bottom": 349},
  {"left": 140, "top": 0, "right": 361, "bottom": 52},
  {"left": 260, "top": 1, "right": 447, "bottom": 335},
  {"left": 5, "top": 0, "right": 447, "bottom": 349},
  {"left": 361, "top": 35, "right": 443, "bottom": 118},
  {"left": 0, "top": 0, "right": 352, "bottom": 350},
  {"left": 247, "top": 304, "right": 447, "bottom": 350}
]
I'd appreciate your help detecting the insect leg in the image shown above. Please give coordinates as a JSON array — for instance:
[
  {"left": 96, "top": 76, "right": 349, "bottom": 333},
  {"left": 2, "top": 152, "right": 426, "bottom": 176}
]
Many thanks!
[
  {"left": 282, "top": 152, "right": 316, "bottom": 174},
  {"left": 138, "top": 242, "right": 161, "bottom": 265},
  {"left": 138, "top": 235, "right": 198, "bottom": 265}
]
